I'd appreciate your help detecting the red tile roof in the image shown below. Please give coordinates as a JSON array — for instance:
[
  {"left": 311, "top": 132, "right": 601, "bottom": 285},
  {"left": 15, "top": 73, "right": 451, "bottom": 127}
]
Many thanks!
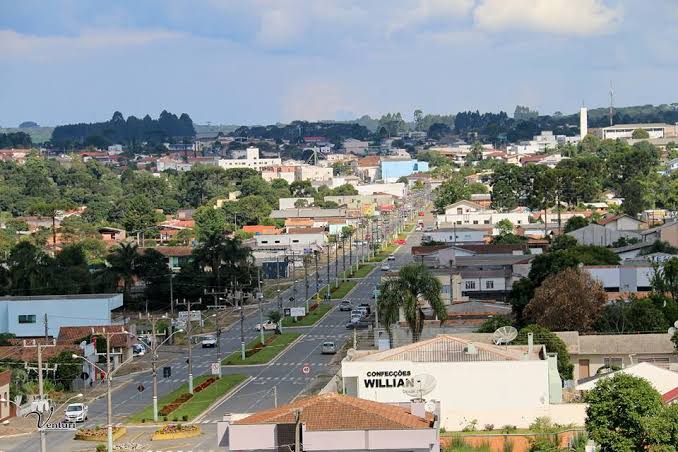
[
  {"left": 662, "top": 386, "right": 678, "bottom": 404},
  {"left": 357, "top": 156, "right": 381, "bottom": 167},
  {"left": 411, "top": 245, "right": 451, "bottom": 255},
  {"left": 150, "top": 246, "right": 194, "bottom": 257},
  {"left": 58, "top": 325, "right": 130, "bottom": 348},
  {"left": 242, "top": 225, "right": 281, "bottom": 234},
  {"left": 0, "top": 344, "right": 80, "bottom": 361},
  {"left": 234, "top": 393, "right": 433, "bottom": 431}
]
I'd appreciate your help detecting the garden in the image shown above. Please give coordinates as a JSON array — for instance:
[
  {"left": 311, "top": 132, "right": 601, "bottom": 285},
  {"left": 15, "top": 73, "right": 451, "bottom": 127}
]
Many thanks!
[{"left": 222, "top": 332, "right": 301, "bottom": 365}]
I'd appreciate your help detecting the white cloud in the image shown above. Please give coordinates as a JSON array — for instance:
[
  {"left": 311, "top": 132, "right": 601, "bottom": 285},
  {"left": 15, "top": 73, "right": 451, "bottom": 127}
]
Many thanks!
[
  {"left": 473, "top": 0, "right": 623, "bottom": 36},
  {"left": 255, "top": 8, "right": 303, "bottom": 48},
  {"left": 0, "top": 29, "right": 182, "bottom": 60},
  {"left": 390, "top": 0, "right": 475, "bottom": 33}
]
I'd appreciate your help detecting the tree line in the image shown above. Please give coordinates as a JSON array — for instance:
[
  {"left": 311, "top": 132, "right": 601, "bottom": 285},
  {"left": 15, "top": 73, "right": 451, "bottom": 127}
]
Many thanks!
[{"left": 0, "top": 132, "right": 32, "bottom": 148}]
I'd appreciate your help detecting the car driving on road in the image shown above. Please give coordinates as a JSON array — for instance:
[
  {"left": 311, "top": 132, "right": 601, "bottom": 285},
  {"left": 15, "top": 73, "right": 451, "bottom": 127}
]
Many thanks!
[
  {"left": 321, "top": 341, "right": 336, "bottom": 354},
  {"left": 64, "top": 403, "right": 88, "bottom": 423},
  {"left": 201, "top": 334, "right": 217, "bottom": 348},
  {"left": 387, "top": 254, "right": 396, "bottom": 260},
  {"left": 339, "top": 300, "right": 353, "bottom": 311},
  {"left": 381, "top": 264, "right": 390, "bottom": 271}
]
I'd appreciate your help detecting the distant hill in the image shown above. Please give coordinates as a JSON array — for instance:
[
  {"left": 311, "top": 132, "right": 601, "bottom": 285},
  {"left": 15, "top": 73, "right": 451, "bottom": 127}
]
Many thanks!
[
  {"left": 0, "top": 127, "right": 53, "bottom": 144},
  {"left": 19, "top": 121, "right": 39, "bottom": 128}
]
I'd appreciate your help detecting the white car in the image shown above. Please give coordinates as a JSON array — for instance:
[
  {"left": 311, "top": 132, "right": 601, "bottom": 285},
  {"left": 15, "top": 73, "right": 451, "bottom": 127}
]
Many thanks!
[
  {"left": 256, "top": 320, "right": 278, "bottom": 331},
  {"left": 201, "top": 335, "right": 217, "bottom": 348},
  {"left": 64, "top": 403, "right": 88, "bottom": 423},
  {"left": 387, "top": 255, "right": 396, "bottom": 261},
  {"left": 381, "top": 264, "right": 390, "bottom": 271}
]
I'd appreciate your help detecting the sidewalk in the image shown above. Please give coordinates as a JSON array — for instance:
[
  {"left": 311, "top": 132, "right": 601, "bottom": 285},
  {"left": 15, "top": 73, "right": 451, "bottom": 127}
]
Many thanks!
[{"left": 0, "top": 416, "right": 35, "bottom": 438}]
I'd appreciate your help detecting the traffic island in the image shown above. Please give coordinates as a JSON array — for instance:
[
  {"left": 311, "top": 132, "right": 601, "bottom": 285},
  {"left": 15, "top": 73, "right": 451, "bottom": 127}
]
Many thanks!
[
  {"left": 222, "top": 332, "right": 301, "bottom": 365},
  {"left": 152, "top": 423, "right": 201, "bottom": 441},
  {"left": 127, "top": 374, "right": 247, "bottom": 423},
  {"left": 281, "top": 302, "right": 332, "bottom": 327},
  {"left": 317, "top": 280, "right": 358, "bottom": 299},
  {"left": 344, "top": 263, "right": 376, "bottom": 279},
  {"left": 74, "top": 426, "right": 127, "bottom": 442}
]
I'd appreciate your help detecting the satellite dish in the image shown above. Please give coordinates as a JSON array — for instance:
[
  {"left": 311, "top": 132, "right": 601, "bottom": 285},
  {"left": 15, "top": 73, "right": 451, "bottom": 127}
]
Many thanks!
[
  {"left": 669, "top": 327, "right": 676, "bottom": 336},
  {"left": 403, "top": 374, "right": 437, "bottom": 400},
  {"left": 493, "top": 326, "right": 518, "bottom": 345},
  {"left": 674, "top": 320, "right": 678, "bottom": 328},
  {"left": 424, "top": 400, "right": 436, "bottom": 413}
]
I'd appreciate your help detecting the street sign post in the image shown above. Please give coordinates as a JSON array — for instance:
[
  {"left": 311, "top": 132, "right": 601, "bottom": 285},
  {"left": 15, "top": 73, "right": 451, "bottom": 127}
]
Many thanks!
[
  {"left": 290, "top": 307, "right": 306, "bottom": 317},
  {"left": 211, "top": 362, "right": 220, "bottom": 375}
]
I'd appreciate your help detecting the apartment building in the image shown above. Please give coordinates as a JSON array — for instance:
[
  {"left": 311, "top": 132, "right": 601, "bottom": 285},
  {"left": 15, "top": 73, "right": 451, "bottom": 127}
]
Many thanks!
[{"left": 218, "top": 147, "right": 281, "bottom": 171}]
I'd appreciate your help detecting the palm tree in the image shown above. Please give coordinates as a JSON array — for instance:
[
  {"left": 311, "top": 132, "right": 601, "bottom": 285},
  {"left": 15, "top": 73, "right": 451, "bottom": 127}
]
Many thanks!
[
  {"left": 104, "top": 242, "right": 141, "bottom": 301},
  {"left": 377, "top": 263, "right": 447, "bottom": 344},
  {"left": 193, "top": 232, "right": 252, "bottom": 290}
]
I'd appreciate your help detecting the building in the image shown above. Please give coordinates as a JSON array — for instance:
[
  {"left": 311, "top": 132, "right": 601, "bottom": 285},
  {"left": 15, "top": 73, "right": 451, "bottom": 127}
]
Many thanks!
[
  {"left": 343, "top": 138, "right": 370, "bottom": 155},
  {"left": 380, "top": 158, "right": 429, "bottom": 183},
  {"left": 242, "top": 225, "right": 281, "bottom": 235},
  {"left": 576, "top": 362, "right": 678, "bottom": 394},
  {"left": 270, "top": 208, "right": 347, "bottom": 221},
  {"left": 597, "top": 214, "right": 646, "bottom": 231},
  {"left": 342, "top": 334, "right": 565, "bottom": 429},
  {"left": 421, "top": 227, "right": 489, "bottom": 244},
  {"left": 295, "top": 165, "right": 333, "bottom": 182},
  {"left": 356, "top": 156, "right": 381, "bottom": 182},
  {"left": 580, "top": 107, "right": 588, "bottom": 137},
  {"left": 436, "top": 200, "right": 530, "bottom": 228},
  {"left": 218, "top": 147, "right": 281, "bottom": 172},
  {"left": 640, "top": 221, "right": 678, "bottom": 247},
  {"left": 254, "top": 231, "right": 326, "bottom": 251},
  {"left": 278, "top": 197, "right": 315, "bottom": 210},
  {"left": 157, "top": 156, "right": 192, "bottom": 172},
  {"left": 356, "top": 183, "right": 407, "bottom": 198},
  {"left": 218, "top": 393, "right": 440, "bottom": 452},
  {"left": 0, "top": 370, "right": 11, "bottom": 421},
  {"left": 567, "top": 223, "right": 641, "bottom": 247},
  {"left": 261, "top": 165, "right": 296, "bottom": 183},
  {"left": 601, "top": 123, "right": 678, "bottom": 140},
  {"left": 324, "top": 194, "right": 397, "bottom": 213},
  {"left": 150, "top": 246, "right": 193, "bottom": 271},
  {"left": 0, "top": 294, "right": 123, "bottom": 337},
  {"left": 583, "top": 264, "right": 653, "bottom": 292}
]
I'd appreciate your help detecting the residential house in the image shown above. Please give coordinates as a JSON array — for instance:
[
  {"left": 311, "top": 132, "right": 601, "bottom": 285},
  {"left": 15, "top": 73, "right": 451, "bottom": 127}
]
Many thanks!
[
  {"left": 242, "top": 225, "right": 281, "bottom": 236},
  {"left": 469, "top": 193, "right": 491, "bottom": 208},
  {"left": 576, "top": 362, "right": 678, "bottom": 395},
  {"left": 157, "top": 219, "right": 194, "bottom": 243},
  {"left": 343, "top": 138, "right": 370, "bottom": 155},
  {"left": 598, "top": 214, "right": 647, "bottom": 231},
  {"left": 436, "top": 200, "right": 530, "bottom": 228},
  {"left": 279, "top": 197, "right": 315, "bottom": 210},
  {"left": 640, "top": 221, "right": 678, "bottom": 247},
  {"left": 98, "top": 227, "right": 126, "bottom": 245},
  {"left": 295, "top": 165, "right": 333, "bottom": 182},
  {"left": 218, "top": 147, "right": 281, "bottom": 172},
  {"left": 218, "top": 393, "right": 440, "bottom": 452},
  {"left": 356, "top": 156, "right": 381, "bottom": 182},
  {"left": 150, "top": 246, "right": 193, "bottom": 271},
  {"left": 156, "top": 156, "right": 192, "bottom": 172}
]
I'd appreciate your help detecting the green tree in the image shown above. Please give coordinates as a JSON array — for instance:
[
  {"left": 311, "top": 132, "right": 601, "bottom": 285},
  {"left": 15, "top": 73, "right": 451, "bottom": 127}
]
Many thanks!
[
  {"left": 290, "top": 180, "right": 316, "bottom": 197},
  {"left": 516, "top": 325, "right": 573, "bottom": 380},
  {"left": 6, "top": 241, "right": 54, "bottom": 295},
  {"left": 377, "top": 264, "right": 447, "bottom": 343},
  {"left": 631, "top": 128, "right": 650, "bottom": 139},
  {"left": 564, "top": 216, "right": 589, "bottom": 233},
  {"left": 433, "top": 174, "right": 470, "bottom": 214},
  {"left": 120, "top": 194, "right": 162, "bottom": 233},
  {"left": 585, "top": 373, "right": 664, "bottom": 452},
  {"left": 594, "top": 295, "right": 669, "bottom": 333},
  {"left": 509, "top": 277, "right": 536, "bottom": 326},
  {"left": 294, "top": 198, "right": 309, "bottom": 208},
  {"left": 101, "top": 242, "right": 142, "bottom": 302},
  {"left": 650, "top": 257, "right": 678, "bottom": 302},
  {"left": 47, "top": 351, "right": 81, "bottom": 391},
  {"left": 476, "top": 315, "right": 513, "bottom": 333},
  {"left": 28, "top": 199, "right": 76, "bottom": 245},
  {"left": 550, "top": 234, "right": 578, "bottom": 251},
  {"left": 193, "top": 206, "right": 226, "bottom": 242}
]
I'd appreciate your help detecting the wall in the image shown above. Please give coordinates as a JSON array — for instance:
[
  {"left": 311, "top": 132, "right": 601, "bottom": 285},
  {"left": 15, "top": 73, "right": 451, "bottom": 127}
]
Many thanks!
[
  {"left": 279, "top": 197, "right": 314, "bottom": 210},
  {"left": 342, "top": 359, "right": 552, "bottom": 429},
  {"left": 303, "top": 428, "right": 438, "bottom": 451},
  {"left": 442, "top": 429, "right": 583, "bottom": 452},
  {"left": 226, "top": 423, "right": 277, "bottom": 450},
  {"left": 0, "top": 370, "right": 11, "bottom": 421},
  {"left": 256, "top": 233, "right": 327, "bottom": 248},
  {"left": 381, "top": 160, "right": 429, "bottom": 183},
  {"left": 424, "top": 230, "right": 487, "bottom": 243},
  {"left": 356, "top": 183, "right": 406, "bottom": 198},
  {"left": 0, "top": 295, "right": 123, "bottom": 337},
  {"left": 568, "top": 224, "right": 641, "bottom": 247}
]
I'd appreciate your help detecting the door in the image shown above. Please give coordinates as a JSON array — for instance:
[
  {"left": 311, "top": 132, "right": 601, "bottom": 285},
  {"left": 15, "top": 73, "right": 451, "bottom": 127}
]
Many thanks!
[{"left": 579, "top": 360, "right": 590, "bottom": 379}]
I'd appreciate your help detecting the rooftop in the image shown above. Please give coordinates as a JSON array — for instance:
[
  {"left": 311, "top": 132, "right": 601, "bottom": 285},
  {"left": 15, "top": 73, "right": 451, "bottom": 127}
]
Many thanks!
[
  {"left": 351, "top": 335, "right": 542, "bottom": 363},
  {"left": 233, "top": 393, "right": 433, "bottom": 431},
  {"left": 0, "top": 293, "right": 121, "bottom": 302}
]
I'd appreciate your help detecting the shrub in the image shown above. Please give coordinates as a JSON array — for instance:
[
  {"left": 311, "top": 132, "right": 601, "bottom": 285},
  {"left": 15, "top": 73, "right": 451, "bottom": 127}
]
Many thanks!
[
  {"left": 483, "top": 424, "right": 494, "bottom": 431},
  {"left": 461, "top": 418, "right": 478, "bottom": 432},
  {"left": 182, "top": 415, "right": 188, "bottom": 421},
  {"left": 501, "top": 425, "right": 517, "bottom": 434},
  {"left": 163, "top": 416, "right": 168, "bottom": 422},
  {"left": 502, "top": 440, "right": 514, "bottom": 452},
  {"left": 96, "top": 445, "right": 106, "bottom": 452},
  {"left": 159, "top": 393, "right": 193, "bottom": 416}
]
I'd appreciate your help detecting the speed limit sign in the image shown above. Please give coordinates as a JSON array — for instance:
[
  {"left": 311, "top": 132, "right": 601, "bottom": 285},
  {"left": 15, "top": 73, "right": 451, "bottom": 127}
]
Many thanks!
[{"left": 301, "top": 365, "right": 310, "bottom": 375}]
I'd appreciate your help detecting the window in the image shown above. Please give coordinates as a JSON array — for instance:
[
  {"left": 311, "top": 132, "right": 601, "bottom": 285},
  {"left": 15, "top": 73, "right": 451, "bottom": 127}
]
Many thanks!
[
  {"left": 473, "top": 220, "right": 479, "bottom": 225},
  {"left": 484, "top": 220, "right": 490, "bottom": 224},
  {"left": 18, "top": 314, "right": 36, "bottom": 324},
  {"left": 292, "top": 240, "right": 299, "bottom": 243},
  {"left": 465, "top": 281, "right": 476, "bottom": 290},
  {"left": 456, "top": 221, "right": 462, "bottom": 225},
  {"left": 603, "top": 357, "right": 623, "bottom": 368},
  {"left": 485, "top": 280, "right": 494, "bottom": 289},
  {"left": 517, "top": 220, "right": 522, "bottom": 224},
  {"left": 456, "top": 208, "right": 463, "bottom": 215},
  {"left": 261, "top": 240, "right": 268, "bottom": 244},
  {"left": 274, "top": 240, "right": 280, "bottom": 244},
  {"left": 442, "top": 285, "right": 451, "bottom": 294}
]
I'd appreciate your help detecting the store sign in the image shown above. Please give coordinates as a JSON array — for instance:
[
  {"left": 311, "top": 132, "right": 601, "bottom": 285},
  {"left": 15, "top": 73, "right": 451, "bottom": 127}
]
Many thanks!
[{"left": 363, "top": 370, "right": 415, "bottom": 389}]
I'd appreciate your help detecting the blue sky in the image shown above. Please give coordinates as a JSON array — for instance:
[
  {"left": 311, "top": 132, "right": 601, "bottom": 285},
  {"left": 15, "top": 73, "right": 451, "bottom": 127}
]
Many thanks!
[{"left": 1, "top": 0, "right": 677, "bottom": 126}]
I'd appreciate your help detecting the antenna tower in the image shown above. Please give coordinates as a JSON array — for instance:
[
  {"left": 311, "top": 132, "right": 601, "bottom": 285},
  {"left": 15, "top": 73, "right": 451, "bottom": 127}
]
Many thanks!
[{"left": 609, "top": 81, "right": 614, "bottom": 126}]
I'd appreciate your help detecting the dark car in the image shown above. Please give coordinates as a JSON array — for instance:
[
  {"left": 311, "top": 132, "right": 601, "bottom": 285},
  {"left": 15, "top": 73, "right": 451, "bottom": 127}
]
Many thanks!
[{"left": 346, "top": 320, "right": 370, "bottom": 329}]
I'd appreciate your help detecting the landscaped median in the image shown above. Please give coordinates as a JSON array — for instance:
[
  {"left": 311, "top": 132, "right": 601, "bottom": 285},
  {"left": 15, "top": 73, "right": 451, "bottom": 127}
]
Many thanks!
[
  {"left": 318, "top": 279, "right": 358, "bottom": 299},
  {"left": 341, "top": 263, "right": 375, "bottom": 279},
  {"left": 222, "top": 332, "right": 301, "bottom": 365},
  {"left": 282, "top": 302, "right": 332, "bottom": 327},
  {"left": 74, "top": 426, "right": 126, "bottom": 442},
  {"left": 369, "top": 244, "right": 398, "bottom": 262},
  {"left": 127, "top": 374, "right": 247, "bottom": 423},
  {"left": 152, "top": 423, "right": 201, "bottom": 441}
]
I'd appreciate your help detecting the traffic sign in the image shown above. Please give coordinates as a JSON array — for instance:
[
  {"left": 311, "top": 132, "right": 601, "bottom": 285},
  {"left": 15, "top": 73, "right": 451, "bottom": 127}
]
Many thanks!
[
  {"left": 137, "top": 384, "right": 145, "bottom": 392},
  {"left": 211, "top": 362, "right": 220, "bottom": 375},
  {"left": 301, "top": 364, "right": 310, "bottom": 375}
]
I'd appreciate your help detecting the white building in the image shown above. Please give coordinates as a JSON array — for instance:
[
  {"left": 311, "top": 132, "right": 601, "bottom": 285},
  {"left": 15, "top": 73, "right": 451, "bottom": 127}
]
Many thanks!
[
  {"left": 0, "top": 294, "right": 124, "bottom": 337},
  {"left": 583, "top": 264, "right": 653, "bottom": 292},
  {"left": 279, "top": 197, "right": 315, "bottom": 210},
  {"left": 341, "top": 335, "right": 565, "bottom": 430},
  {"left": 422, "top": 228, "right": 488, "bottom": 244},
  {"left": 436, "top": 200, "right": 530, "bottom": 227},
  {"left": 254, "top": 232, "right": 327, "bottom": 251},
  {"left": 218, "top": 147, "right": 281, "bottom": 172},
  {"left": 343, "top": 138, "right": 370, "bottom": 155},
  {"left": 602, "top": 123, "right": 678, "bottom": 140},
  {"left": 356, "top": 183, "right": 407, "bottom": 198},
  {"left": 295, "top": 164, "right": 333, "bottom": 182}
]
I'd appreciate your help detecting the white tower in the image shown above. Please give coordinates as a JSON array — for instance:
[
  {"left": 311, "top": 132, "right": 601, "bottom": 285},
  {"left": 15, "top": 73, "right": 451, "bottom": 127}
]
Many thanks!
[{"left": 580, "top": 106, "right": 588, "bottom": 138}]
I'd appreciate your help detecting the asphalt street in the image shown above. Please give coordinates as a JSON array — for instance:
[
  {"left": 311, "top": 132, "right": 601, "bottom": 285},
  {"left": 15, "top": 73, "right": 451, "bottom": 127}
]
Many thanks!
[{"left": 3, "top": 226, "right": 422, "bottom": 452}]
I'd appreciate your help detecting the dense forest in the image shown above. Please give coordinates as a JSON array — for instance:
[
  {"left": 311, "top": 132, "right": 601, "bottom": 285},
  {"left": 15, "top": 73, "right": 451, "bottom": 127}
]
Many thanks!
[
  {"left": 50, "top": 110, "right": 195, "bottom": 148},
  {"left": 231, "top": 121, "right": 370, "bottom": 143},
  {"left": 0, "top": 132, "right": 32, "bottom": 148}
]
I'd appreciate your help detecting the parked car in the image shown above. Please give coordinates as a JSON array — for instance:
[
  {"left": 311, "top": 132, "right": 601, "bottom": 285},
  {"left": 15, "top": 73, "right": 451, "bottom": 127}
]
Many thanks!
[
  {"left": 339, "top": 301, "right": 353, "bottom": 311},
  {"left": 387, "top": 255, "right": 396, "bottom": 261},
  {"left": 201, "top": 334, "right": 217, "bottom": 348},
  {"left": 132, "top": 343, "right": 146, "bottom": 357},
  {"left": 358, "top": 303, "right": 371, "bottom": 315},
  {"left": 321, "top": 341, "right": 337, "bottom": 354},
  {"left": 64, "top": 403, "right": 88, "bottom": 423},
  {"left": 381, "top": 264, "right": 390, "bottom": 271},
  {"left": 256, "top": 320, "right": 278, "bottom": 331},
  {"left": 346, "top": 320, "right": 370, "bottom": 329}
]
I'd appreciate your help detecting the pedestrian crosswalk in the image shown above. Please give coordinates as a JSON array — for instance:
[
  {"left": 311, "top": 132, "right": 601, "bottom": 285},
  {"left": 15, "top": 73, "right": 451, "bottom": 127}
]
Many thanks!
[
  {"left": 250, "top": 376, "right": 313, "bottom": 383},
  {"left": 269, "top": 361, "right": 330, "bottom": 367}
]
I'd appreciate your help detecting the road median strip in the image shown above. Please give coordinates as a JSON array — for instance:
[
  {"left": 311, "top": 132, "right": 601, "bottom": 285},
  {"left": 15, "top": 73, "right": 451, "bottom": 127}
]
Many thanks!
[
  {"left": 222, "top": 332, "right": 302, "bottom": 365},
  {"left": 282, "top": 302, "right": 332, "bottom": 327}
]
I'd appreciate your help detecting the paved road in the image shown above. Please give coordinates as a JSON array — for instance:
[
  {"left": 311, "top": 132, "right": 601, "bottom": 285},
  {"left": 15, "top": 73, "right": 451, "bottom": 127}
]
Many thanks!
[{"left": 2, "top": 232, "right": 411, "bottom": 451}]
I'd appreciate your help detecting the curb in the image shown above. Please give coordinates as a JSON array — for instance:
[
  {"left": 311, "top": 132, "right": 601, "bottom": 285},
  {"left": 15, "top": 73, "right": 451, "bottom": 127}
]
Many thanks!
[{"left": 191, "top": 376, "right": 253, "bottom": 423}]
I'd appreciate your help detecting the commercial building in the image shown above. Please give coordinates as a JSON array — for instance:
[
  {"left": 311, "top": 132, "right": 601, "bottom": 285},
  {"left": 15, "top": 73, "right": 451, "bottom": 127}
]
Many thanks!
[
  {"left": 343, "top": 138, "right": 370, "bottom": 155},
  {"left": 342, "top": 334, "right": 564, "bottom": 429},
  {"left": 380, "top": 158, "right": 429, "bottom": 183},
  {"left": 261, "top": 165, "right": 296, "bottom": 183},
  {"left": 0, "top": 294, "right": 123, "bottom": 337},
  {"left": 219, "top": 393, "right": 440, "bottom": 452},
  {"left": 218, "top": 147, "right": 281, "bottom": 172},
  {"left": 601, "top": 123, "right": 678, "bottom": 140},
  {"left": 356, "top": 182, "right": 407, "bottom": 198},
  {"left": 436, "top": 200, "right": 530, "bottom": 228},
  {"left": 583, "top": 264, "right": 653, "bottom": 292},
  {"left": 421, "top": 227, "right": 489, "bottom": 244}
]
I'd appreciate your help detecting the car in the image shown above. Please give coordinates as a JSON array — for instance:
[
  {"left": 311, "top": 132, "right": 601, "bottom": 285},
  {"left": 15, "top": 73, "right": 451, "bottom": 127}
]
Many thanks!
[
  {"left": 346, "top": 320, "right": 370, "bottom": 329},
  {"left": 381, "top": 264, "right": 390, "bottom": 271},
  {"left": 64, "top": 403, "right": 88, "bottom": 423},
  {"left": 387, "top": 254, "right": 396, "bottom": 261},
  {"left": 395, "top": 239, "right": 406, "bottom": 245},
  {"left": 255, "top": 320, "right": 278, "bottom": 331},
  {"left": 339, "top": 301, "right": 353, "bottom": 311},
  {"left": 321, "top": 341, "right": 336, "bottom": 354},
  {"left": 358, "top": 303, "right": 371, "bottom": 315},
  {"left": 132, "top": 343, "right": 146, "bottom": 357},
  {"left": 201, "top": 335, "right": 217, "bottom": 348}
]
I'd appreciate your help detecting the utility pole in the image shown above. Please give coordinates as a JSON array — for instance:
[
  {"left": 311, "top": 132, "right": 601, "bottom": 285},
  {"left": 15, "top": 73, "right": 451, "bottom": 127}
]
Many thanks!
[
  {"left": 349, "top": 230, "right": 353, "bottom": 273},
  {"left": 106, "top": 333, "right": 113, "bottom": 452},
  {"left": 257, "top": 267, "right": 265, "bottom": 345},
  {"left": 326, "top": 242, "right": 331, "bottom": 299},
  {"left": 334, "top": 237, "right": 339, "bottom": 288},
  {"left": 273, "top": 385, "right": 278, "bottom": 408},
  {"left": 236, "top": 281, "right": 245, "bottom": 360},
  {"left": 177, "top": 298, "right": 198, "bottom": 394},
  {"left": 290, "top": 251, "right": 297, "bottom": 306},
  {"left": 43, "top": 313, "right": 48, "bottom": 342},
  {"left": 294, "top": 409, "right": 302, "bottom": 452},
  {"left": 341, "top": 235, "right": 346, "bottom": 280},
  {"left": 24, "top": 339, "right": 55, "bottom": 452},
  {"left": 303, "top": 255, "right": 309, "bottom": 312},
  {"left": 205, "top": 288, "right": 228, "bottom": 376},
  {"left": 314, "top": 250, "right": 320, "bottom": 297},
  {"left": 168, "top": 273, "right": 175, "bottom": 344}
]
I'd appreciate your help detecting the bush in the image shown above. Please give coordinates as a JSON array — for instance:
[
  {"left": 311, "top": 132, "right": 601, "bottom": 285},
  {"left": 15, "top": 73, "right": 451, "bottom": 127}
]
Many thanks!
[
  {"left": 96, "top": 445, "right": 106, "bottom": 452},
  {"left": 182, "top": 415, "right": 188, "bottom": 421},
  {"left": 501, "top": 425, "right": 517, "bottom": 434},
  {"left": 483, "top": 424, "right": 494, "bottom": 431},
  {"left": 528, "top": 437, "right": 560, "bottom": 452},
  {"left": 461, "top": 419, "right": 478, "bottom": 432}
]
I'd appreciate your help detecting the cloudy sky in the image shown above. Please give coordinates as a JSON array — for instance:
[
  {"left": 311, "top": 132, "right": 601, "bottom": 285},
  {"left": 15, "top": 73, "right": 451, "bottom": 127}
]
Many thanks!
[{"left": 1, "top": 0, "right": 676, "bottom": 126}]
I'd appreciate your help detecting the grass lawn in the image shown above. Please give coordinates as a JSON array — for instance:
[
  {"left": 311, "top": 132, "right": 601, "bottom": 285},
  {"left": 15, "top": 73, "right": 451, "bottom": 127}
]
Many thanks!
[
  {"left": 342, "top": 264, "right": 375, "bottom": 279},
  {"left": 369, "top": 244, "right": 398, "bottom": 262},
  {"left": 127, "top": 374, "right": 247, "bottom": 423},
  {"left": 282, "top": 302, "right": 332, "bottom": 327},
  {"left": 263, "top": 281, "right": 293, "bottom": 300},
  {"left": 317, "top": 279, "right": 358, "bottom": 299},
  {"left": 222, "top": 332, "right": 301, "bottom": 365}
]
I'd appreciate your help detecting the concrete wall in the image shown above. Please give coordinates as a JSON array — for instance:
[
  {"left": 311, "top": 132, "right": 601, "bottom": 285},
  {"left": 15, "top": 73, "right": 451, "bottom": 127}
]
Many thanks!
[
  {"left": 584, "top": 265, "right": 653, "bottom": 291},
  {"left": 255, "top": 233, "right": 327, "bottom": 248},
  {"left": 279, "top": 197, "right": 315, "bottom": 209},
  {"left": 356, "top": 183, "right": 406, "bottom": 198},
  {"left": 342, "top": 359, "right": 553, "bottom": 430},
  {"left": 423, "top": 230, "right": 487, "bottom": 243},
  {"left": 227, "top": 423, "right": 277, "bottom": 450},
  {"left": 303, "top": 428, "right": 438, "bottom": 451},
  {"left": 568, "top": 224, "right": 641, "bottom": 246}
]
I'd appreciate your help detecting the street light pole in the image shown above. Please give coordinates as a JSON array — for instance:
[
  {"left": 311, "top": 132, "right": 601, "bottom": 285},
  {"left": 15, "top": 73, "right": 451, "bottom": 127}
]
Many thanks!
[{"left": 106, "top": 334, "right": 113, "bottom": 452}]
